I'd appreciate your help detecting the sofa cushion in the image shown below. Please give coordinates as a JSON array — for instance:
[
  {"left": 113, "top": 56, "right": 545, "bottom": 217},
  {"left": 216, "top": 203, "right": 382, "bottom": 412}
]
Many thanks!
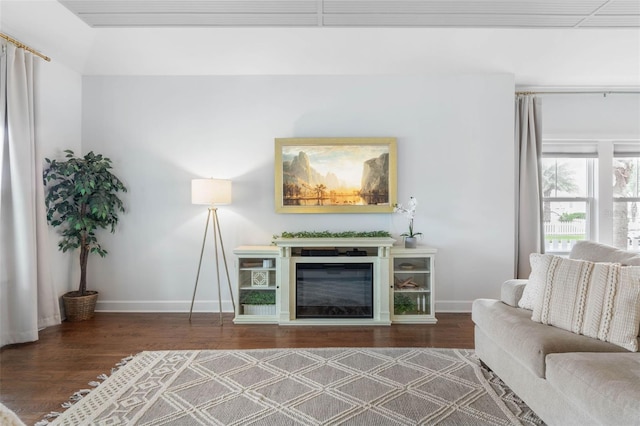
[
  {"left": 570, "top": 240, "right": 640, "bottom": 266},
  {"left": 472, "top": 299, "right": 628, "bottom": 378},
  {"left": 530, "top": 254, "right": 640, "bottom": 351},
  {"left": 546, "top": 352, "right": 640, "bottom": 424}
]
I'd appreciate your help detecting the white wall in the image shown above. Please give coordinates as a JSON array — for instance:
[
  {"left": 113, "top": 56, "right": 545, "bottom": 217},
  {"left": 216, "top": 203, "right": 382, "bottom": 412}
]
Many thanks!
[
  {"left": 35, "top": 59, "right": 82, "bottom": 302},
  {"left": 80, "top": 74, "right": 515, "bottom": 313},
  {"left": 542, "top": 93, "right": 640, "bottom": 140}
]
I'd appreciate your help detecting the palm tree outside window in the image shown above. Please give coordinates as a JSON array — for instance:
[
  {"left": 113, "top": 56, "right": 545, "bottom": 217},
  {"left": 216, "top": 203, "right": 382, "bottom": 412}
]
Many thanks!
[{"left": 613, "top": 155, "right": 640, "bottom": 250}]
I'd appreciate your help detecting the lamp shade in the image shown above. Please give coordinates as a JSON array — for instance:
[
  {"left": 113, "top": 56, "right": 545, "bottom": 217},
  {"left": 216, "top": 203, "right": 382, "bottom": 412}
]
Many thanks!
[{"left": 191, "top": 178, "right": 232, "bottom": 205}]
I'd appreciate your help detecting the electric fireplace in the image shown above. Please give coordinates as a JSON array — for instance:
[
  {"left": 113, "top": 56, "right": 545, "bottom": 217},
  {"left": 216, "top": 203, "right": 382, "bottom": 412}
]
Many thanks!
[{"left": 296, "top": 263, "right": 373, "bottom": 318}]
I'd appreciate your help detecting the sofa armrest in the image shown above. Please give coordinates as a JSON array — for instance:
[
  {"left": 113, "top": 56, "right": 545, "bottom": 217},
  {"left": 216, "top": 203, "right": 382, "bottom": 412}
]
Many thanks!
[{"left": 501, "top": 279, "right": 528, "bottom": 307}]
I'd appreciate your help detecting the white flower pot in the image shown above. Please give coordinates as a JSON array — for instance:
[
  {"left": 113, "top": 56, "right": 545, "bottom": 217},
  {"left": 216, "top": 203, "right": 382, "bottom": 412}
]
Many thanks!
[
  {"left": 243, "top": 304, "right": 276, "bottom": 315},
  {"left": 404, "top": 237, "right": 417, "bottom": 248}
]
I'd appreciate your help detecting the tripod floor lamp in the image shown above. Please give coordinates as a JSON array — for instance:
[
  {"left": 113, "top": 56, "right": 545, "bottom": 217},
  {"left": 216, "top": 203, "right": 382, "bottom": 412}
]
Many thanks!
[{"left": 189, "top": 178, "right": 236, "bottom": 324}]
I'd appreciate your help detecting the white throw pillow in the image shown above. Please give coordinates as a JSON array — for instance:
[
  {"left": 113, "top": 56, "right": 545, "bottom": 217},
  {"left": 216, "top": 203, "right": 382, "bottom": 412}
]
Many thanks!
[
  {"left": 517, "top": 253, "right": 547, "bottom": 310},
  {"left": 529, "top": 254, "right": 640, "bottom": 352}
]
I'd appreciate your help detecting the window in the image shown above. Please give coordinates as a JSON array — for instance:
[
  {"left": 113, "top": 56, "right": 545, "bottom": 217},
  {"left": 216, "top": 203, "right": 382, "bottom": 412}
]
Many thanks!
[
  {"left": 542, "top": 155, "right": 593, "bottom": 252},
  {"left": 542, "top": 141, "right": 640, "bottom": 253}
]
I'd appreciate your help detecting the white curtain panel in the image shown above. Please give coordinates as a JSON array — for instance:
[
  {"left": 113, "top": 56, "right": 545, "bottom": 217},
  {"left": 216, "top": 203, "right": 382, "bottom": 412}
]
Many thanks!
[
  {"left": 0, "top": 42, "right": 60, "bottom": 347},
  {"left": 515, "top": 95, "right": 544, "bottom": 278}
]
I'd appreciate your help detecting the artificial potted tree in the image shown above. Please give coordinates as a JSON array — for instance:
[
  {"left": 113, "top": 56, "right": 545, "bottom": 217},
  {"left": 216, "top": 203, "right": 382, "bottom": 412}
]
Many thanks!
[{"left": 43, "top": 150, "right": 127, "bottom": 321}]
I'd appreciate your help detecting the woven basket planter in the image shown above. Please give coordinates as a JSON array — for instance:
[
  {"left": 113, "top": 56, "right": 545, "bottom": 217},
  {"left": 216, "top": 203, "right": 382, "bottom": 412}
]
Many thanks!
[{"left": 62, "top": 291, "right": 99, "bottom": 322}]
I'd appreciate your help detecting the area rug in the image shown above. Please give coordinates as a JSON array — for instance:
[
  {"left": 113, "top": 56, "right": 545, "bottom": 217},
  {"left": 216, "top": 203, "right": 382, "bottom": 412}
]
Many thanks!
[{"left": 45, "top": 348, "right": 543, "bottom": 425}]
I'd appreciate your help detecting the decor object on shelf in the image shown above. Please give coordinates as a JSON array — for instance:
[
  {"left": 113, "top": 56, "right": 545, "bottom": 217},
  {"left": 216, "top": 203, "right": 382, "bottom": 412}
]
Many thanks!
[
  {"left": 240, "top": 289, "right": 276, "bottom": 315},
  {"left": 394, "top": 196, "right": 422, "bottom": 248},
  {"left": 43, "top": 150, "right": 127, "bottom": 321},
  {"left": 404, "top": 237, "right": 418, "bottom": 249},
  {"left": 189, "top": 178, "right": 236, "bottom": 323},
  {"left": 240, "top": 290, "right": 276, "bottom": 305},
  {"left": 395, "top": 276, "right": 418, "bottom": 288},
  {"left": 251, "top": 270, "right": 269, "bottom": 287},
  {"left": 393, "top": 293, "right": 415, "bottom": 314},
  {"left": 275, "top": 230, "right": 391, "bottom": 239},
  {"left": 274, "top": 137, "right": 397, "bottom": 214},
  {"left": 242, "top": 304, "right": 276, "bottom": 316}
]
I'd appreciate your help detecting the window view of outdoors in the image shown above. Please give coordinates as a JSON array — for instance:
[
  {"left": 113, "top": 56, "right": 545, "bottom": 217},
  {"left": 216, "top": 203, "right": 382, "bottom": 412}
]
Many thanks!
[
  {"left": 542, "top": 158, "right": 589, "bottom": 251},
  {"left": 613, "top": 157, "right": 640, "bottom": 250}
]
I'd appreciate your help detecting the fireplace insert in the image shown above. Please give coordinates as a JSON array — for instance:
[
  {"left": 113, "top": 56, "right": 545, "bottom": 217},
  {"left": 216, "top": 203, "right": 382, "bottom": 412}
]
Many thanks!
[{"left": 296, "top": 263, "right": 373, "bottom": 318}]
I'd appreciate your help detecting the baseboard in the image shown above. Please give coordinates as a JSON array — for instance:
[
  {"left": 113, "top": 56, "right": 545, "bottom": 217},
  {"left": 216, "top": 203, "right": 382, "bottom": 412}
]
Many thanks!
[
  {"left": 96, "top": 299, "right": 472, "bottom": 313},
  {"left": 96, "top": 300, "right": 236, "bottom": 313}
]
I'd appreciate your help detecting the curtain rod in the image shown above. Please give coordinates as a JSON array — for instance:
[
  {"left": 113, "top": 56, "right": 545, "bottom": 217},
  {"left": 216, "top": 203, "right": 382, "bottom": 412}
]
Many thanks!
[
  {"left": 0, "top": 32, "right": 51, "bottom": 62},
  {"left": 516, "top": 90, "right": 639, "bottom": 96}
]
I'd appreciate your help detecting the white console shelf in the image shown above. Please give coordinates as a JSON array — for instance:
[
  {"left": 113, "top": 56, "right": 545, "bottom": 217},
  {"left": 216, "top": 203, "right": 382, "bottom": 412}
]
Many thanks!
[
  {"left": 233, "top": 238, "right": 437, "bottom": 326},
  {"left": 390, "top": 247, "right": 437, "bottom": 324},
  {"left": 233, "top": 246, "right": 280, "bottom": 324}
]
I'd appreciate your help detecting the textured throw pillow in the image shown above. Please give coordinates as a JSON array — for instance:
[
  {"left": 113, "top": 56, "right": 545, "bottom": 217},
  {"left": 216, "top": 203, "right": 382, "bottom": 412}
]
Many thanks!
[
  {"left": 529, "top": 254, "right": 640, "bottom": 351},
  {"left": 517, "top": 253, "right": 547, "bottom": 310},
  {"left": 569, "top": 241, "right": 640, "bottom": 337}
]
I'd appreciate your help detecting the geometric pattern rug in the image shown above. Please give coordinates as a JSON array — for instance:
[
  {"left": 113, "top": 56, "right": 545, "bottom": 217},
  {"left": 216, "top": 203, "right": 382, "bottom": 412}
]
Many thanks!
[{"left": 43, "top": 348, "right": 544, "bottom": 425}]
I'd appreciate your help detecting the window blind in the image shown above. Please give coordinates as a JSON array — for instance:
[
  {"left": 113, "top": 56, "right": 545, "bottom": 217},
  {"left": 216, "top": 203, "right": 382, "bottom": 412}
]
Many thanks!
[
  {"left": 614, "top": 142, "right": 640, "bottom": 157},
  {"left": 542, "top": 142, "right": 598, "bottom": 158}
]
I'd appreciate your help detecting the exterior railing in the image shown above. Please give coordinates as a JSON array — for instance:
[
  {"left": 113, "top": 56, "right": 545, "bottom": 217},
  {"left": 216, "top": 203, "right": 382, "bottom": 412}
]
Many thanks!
[
  {"left": 545, "top": 238, "right": 640, "bottom": 252},
  {"left": 544, "top": 221, "right": 585, "bottom": 236},
  {"left": 544, "top": 219, "right": 640, "bottom": 252},
  {"left": 544, "top": 221, "right": 585, "bottom": 252},
  {"left": 545, "top": 239, "right": 578, "bottom": 252}
]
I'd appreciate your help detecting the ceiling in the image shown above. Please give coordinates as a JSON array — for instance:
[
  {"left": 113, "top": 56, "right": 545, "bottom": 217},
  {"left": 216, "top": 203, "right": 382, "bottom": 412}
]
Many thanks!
[
  {"left": 58, "top": 0, "right": 640, "bottom": 28},
  {"left": 1, "top": 0, "right": 639, "bottom": 85}
]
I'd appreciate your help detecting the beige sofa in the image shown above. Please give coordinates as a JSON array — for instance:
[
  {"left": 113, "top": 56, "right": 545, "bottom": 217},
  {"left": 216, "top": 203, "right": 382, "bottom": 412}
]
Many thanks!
[{"left": 472, "top": 242, "right": 640, "bottom": 425}]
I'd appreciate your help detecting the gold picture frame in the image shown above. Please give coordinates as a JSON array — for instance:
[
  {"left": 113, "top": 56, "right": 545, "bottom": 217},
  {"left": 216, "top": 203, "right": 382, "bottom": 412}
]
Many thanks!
[{"left": 275, "top": 137, "right": 397, "bottom": 214}]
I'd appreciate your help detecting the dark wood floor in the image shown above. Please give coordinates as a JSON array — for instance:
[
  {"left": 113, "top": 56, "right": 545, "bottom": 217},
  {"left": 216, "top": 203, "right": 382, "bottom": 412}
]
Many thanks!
[{"left": 0, "top": 312, "right": 474, "bottom": 425}]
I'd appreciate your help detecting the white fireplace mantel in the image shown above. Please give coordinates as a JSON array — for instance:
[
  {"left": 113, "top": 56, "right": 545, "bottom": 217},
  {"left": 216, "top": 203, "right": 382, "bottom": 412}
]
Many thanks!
[{"left": 273, "top": 237, "right": 396, "bottom": 325}]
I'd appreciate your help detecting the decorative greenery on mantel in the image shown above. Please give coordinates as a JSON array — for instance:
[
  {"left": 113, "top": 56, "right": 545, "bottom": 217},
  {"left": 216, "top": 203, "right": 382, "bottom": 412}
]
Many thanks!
[{"left": 275, "top": 230, "right": 391, "bottom": 239}]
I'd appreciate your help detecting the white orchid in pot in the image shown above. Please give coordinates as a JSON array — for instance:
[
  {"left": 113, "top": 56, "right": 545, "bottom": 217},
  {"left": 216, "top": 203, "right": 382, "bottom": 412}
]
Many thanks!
[{"left": 394, "top": 197, "right": 422, "bottom": 248}]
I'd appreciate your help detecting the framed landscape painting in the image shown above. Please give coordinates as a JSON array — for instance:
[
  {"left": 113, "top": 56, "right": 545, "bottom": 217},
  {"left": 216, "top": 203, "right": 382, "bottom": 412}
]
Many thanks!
[{"left": 275, "top": 137, "right": 397, "bottom": 214}]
